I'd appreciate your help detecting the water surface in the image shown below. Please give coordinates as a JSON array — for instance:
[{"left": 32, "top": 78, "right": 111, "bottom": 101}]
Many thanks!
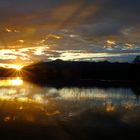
[
  {"left": 0, "top": 77, "right": 140, "bottom": 140},
  {"left": 0, "top": 77, "right": 140, "bottom": 126}
]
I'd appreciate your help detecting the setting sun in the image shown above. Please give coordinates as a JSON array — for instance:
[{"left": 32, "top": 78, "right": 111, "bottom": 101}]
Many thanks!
[{"left": 10, "top": 65, "right": 23, "bottom": 70}]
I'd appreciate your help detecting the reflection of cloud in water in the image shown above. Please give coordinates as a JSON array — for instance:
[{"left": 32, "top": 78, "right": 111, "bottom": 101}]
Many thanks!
[{"left": 0, "top": 78, "right": 140, "bottom": 126}]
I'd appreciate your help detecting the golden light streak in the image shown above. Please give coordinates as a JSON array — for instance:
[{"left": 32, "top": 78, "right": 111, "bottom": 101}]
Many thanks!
[
  {"left": 106, "top": 40, "right": 116, "bottom": 45},
  {"left": 125, "top": 43, "right": 134, "bottom": 48},
  {"left": 5, "top": 28, "right": 12, "bottom": 32},
  {"left": 46, "top": 34, "right": 62, "bottom": 40},
  {"left": 18, "top": 40, "right": 24, "bottom": 43}
]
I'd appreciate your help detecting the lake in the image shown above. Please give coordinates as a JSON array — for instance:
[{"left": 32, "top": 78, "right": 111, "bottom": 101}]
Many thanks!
[{"left": 0, "top": 77, "right": 140, "bottom": 140}]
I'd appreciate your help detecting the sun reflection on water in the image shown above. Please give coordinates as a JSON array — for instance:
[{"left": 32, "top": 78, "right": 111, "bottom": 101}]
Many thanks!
[
  {"left": 106, "top": 103, "right": 115, "bottom": 112},
  {"left": 0, "top": 77, "right": 23, "bottom": 86}
]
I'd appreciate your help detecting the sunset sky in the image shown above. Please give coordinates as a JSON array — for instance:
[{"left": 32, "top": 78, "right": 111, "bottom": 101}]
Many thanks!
[{"left": 0, "top": 0, "right": 140, "bottom": 67}]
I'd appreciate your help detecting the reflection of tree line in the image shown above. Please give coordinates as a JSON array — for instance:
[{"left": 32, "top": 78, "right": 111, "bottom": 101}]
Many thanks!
[
  {"left": 132, "top": 88, "right": 140, "bottom": 100},
  {"left": 0, "top": 84, "right": 139, "bottom": 102},
  {"left": 0, "top": 81, "right": 140, "bottom": 119},
  {"left": 46, "top": 87, "right": 139, "bottom": 113}
]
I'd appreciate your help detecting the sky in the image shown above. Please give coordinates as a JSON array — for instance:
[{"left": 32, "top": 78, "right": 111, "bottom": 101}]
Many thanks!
[{"left": 0, "top": 0, "right": 140, "bottom": 67}]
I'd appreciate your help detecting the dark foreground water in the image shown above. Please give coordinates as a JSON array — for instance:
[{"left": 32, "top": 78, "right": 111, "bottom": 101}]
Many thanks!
[{"left": 0, "top": 77, "right": 140, "bottom": 140}]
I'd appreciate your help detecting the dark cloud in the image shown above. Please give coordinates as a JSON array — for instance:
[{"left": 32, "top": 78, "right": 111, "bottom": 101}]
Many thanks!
[{"left": 0, "top": 0, "right": 139, "bottom": 48}]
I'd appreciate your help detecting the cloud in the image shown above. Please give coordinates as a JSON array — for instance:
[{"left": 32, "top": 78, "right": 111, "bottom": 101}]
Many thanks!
[{"left": 0, "top": 0, "right": 139, "bottom": 64}]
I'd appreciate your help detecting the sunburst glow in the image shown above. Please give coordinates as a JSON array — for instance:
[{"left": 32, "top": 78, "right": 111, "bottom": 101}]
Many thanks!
[
  {"left": 10, "top": 65, "right": 23, "bottom": 70},
  {"left": 0, "top": 77, "right": 23, "bottom": 86}
]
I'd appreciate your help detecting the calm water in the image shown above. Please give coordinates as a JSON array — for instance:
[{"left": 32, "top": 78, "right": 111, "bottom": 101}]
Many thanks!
[{"left": 0, "top": 77, "right": 140, "bottom": 128}]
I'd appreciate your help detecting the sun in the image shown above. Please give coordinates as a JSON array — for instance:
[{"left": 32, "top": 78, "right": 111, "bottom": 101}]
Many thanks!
[{"left": 10, "top": 65, "right": 23, "bottom": 70}]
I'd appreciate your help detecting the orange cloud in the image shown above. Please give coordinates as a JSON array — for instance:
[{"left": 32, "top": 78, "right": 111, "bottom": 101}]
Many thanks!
[
  {"left": 46, "top": 34, "right": 62, "bottom": 40},
  {"left": 18, "top": 40, "right": 25, "bottom": 43},
  {"left": 106, "top": 40, "right": 116, "bottom": 45},
  {"left": 5, "top": 28, "right": 12, "bottom": 32}
]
